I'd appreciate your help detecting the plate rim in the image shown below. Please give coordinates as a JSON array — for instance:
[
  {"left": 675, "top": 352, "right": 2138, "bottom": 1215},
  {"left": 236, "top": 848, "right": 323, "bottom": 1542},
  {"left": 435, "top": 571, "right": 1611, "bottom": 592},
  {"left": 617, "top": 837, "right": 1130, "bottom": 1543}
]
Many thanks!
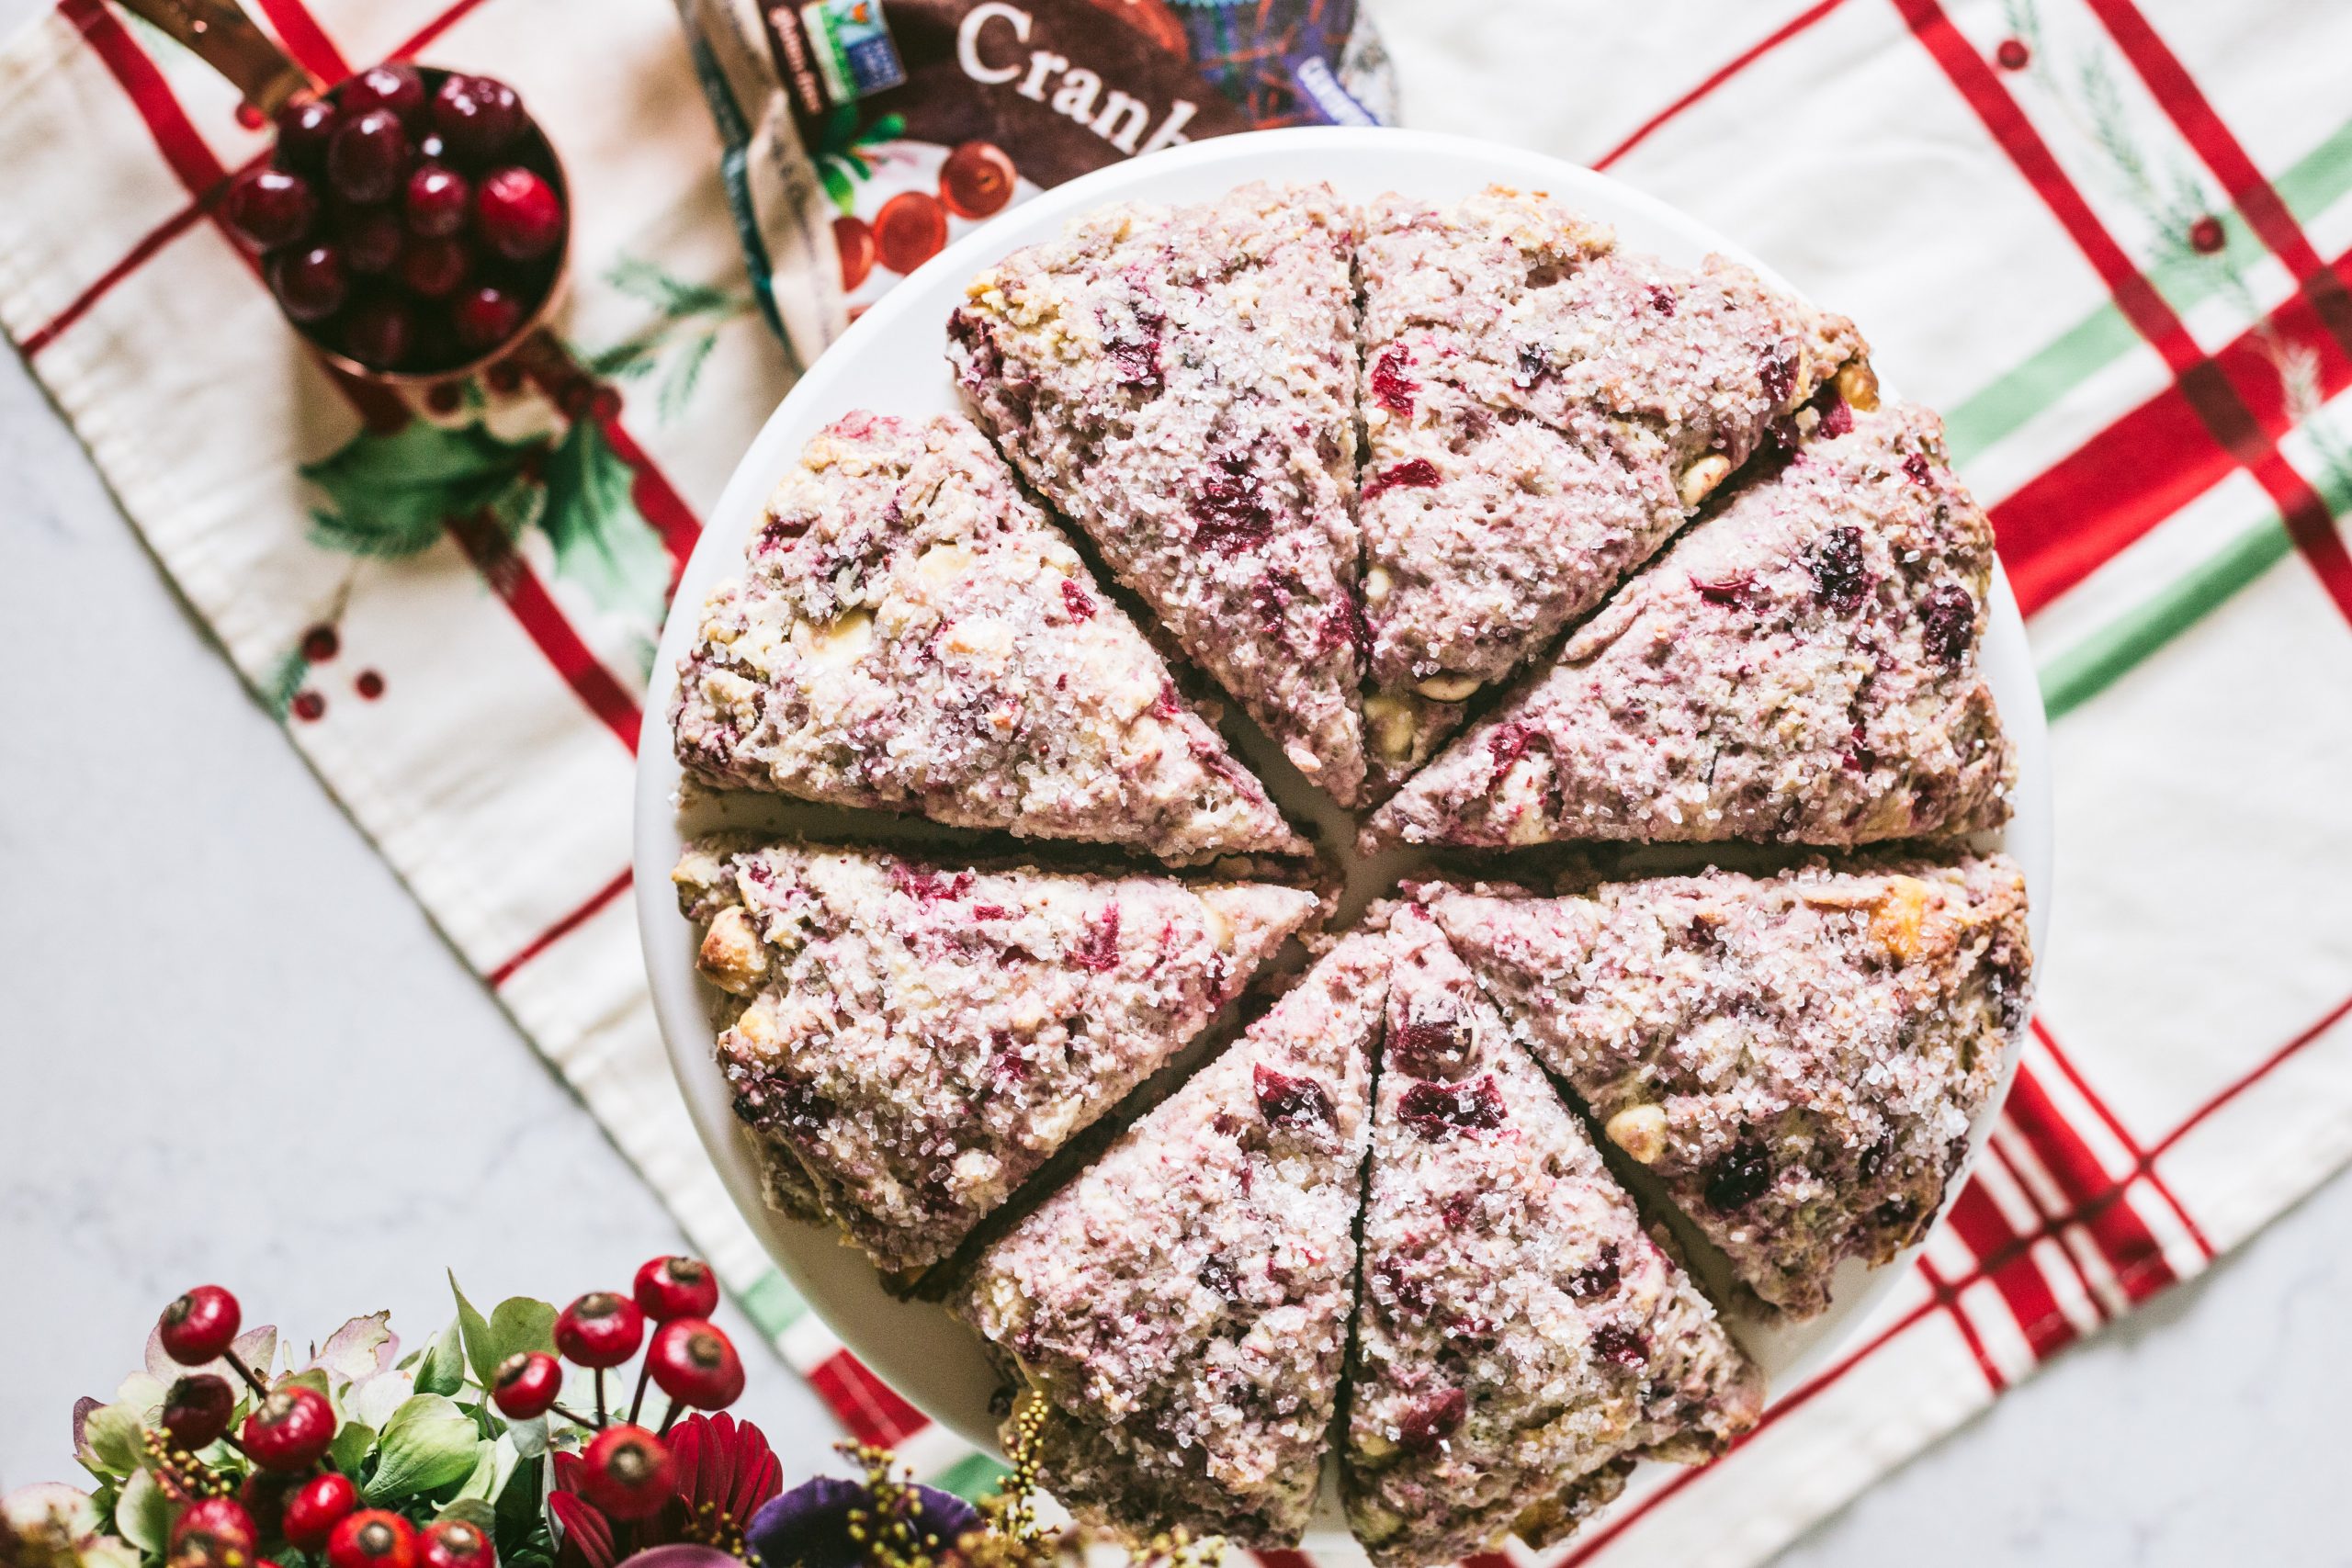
[{"left": 632, "top": 123, "right": 2056, "bottom": 1465}]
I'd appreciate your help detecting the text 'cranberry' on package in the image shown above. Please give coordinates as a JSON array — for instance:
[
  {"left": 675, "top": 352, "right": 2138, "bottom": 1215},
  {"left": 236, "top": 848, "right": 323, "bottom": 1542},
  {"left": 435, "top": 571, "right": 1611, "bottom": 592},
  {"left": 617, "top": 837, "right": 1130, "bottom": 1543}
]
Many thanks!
[{"left": 671, "top": 0, "right": 1396, "bottom": 370}]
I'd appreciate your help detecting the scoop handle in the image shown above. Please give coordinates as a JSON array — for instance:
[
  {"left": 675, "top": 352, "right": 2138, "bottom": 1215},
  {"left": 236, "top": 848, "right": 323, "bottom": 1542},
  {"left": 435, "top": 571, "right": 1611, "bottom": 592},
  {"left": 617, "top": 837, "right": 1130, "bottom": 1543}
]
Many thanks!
[{"left": 112, "top": 0, "right": 317, "bottom": 118}]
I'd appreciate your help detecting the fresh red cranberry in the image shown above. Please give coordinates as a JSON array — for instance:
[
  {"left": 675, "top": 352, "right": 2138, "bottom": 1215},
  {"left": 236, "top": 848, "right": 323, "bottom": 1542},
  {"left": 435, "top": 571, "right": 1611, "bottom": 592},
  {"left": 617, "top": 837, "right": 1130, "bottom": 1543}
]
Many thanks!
[
  {"left": 451, "top": 285, "right": 525, "bottom": 353},
  {"left": 282, "top": 1472, "right": 358, "bottom": 1551},
  {"left": 241, "top": 1383, "right": 335, "bottom": 1472},
  {"left": 1918, "top": 582, "right": 1975, "bottom": 664},
  {"left": 1369, "top": 344, "right": 1414, "bottom": 415},
  {"left": 872, "top": 190, "right": 947, "bottom": 274},
  {"left": 1994, "top": 36, "right": 2030, "bottom": 70},
  {"left": 224, "top": 167, "right": 318, "bottom": 251},
  {"left": 275, "top": 94, "right": 338, "bottom": 174},
  {"left": 398, "top": 235, "right": 469, "bottom": 299},
  {"left": 1396, "top": 1387, "right": 1467, "bottom": 1452},
  {"left": 1362, "top": 457, "right": 1441, "bottom": 501},
  {"left": 159, "top": 1285, "right": 243, "bottom": 1365},
  {"left": 291, "top": 690, "right": 327, "bottom": 722},
  {"left": 326, "top": 109, "right": 411, "bottom": 206},
  {"left": 1704, "top": 1137, "right": 1773, "bottom": 1212},
  {"left": 1397, "top": 1076, "right": 1506, "bottom": 1139},
  {"left": 403, "top": 164, "right": 471, "bottom": 238},
  {"left": 576, "top": 1425, "right": 676, "bottom": 1521},
  {"left": 327, "top": 1511, "right": 416, "bottom": 1568},
  {"left": 554, "top": 1291, "right": 643, "bottom": 1369},
  {"left": 161, "top": 1373, "right": 237, "bottom": 1450},
  {"left": 340, "top": 296, "right": 417, "bottom": 369},
  {"left": 169, "top": 1497, "right": 258, "bottom": 1568},
  {"left": 336, "top": 208, "right": 405, "bottom": 276},
  {"left": 834, "top": 215, "right": 875, "bottom": 290},
  {"left": 417, "top": 1519, "right": 494, "bottom": 1568},
  {"left": 633, "top": 1257, "right": 719, "bottom": 1323},
  {"left": 430, "top": 74, "right": 525, "bottom": 163},
  {"left": 938, "top": 139, "right": 1016, "bottom": 219},
  {"left": 341, "top": 63, "right": 426, "bottom": 127},
  {"left": 475, "top": 167, "right": 562, "bottom": 262},
  {"left": 269, "top": 244, "right": 348, "bottom": 322},
  {"left": 1806, "top": 525, "right": 1868, "bottom": 613},
  {"left": 301, "top": 624, "right": 340, "bottom": 662},
  {"left": 2188, "top": 214, "right": 2226, "bottom": 254},
  {"left": 645, "top": 1318, "right": 745, "bottom": 1410},
  {"left": 1253, "top": 1065, "right": 1336, "bottom": 1130}
]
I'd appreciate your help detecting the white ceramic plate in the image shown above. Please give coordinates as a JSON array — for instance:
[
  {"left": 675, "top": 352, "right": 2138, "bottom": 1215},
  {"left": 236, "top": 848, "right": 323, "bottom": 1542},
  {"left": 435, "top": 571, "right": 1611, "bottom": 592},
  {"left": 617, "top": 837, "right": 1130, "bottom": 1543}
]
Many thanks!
[{"left": 635, "top": 125, "right": 2055, "bottom": 1493}]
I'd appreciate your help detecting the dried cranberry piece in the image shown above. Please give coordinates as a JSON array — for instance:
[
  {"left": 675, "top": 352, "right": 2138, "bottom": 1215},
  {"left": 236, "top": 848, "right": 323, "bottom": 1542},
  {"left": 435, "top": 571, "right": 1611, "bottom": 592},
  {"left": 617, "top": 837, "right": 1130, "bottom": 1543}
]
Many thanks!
[
  {"left": 1190, "top": 454, "right": 1274, "bottom": 554},
  {"left": 1903, "top": 452, "right": 1935, "bottom": 486},
  {"left": 1148, "top": 683, "right": 1182, "bottom": 720},
  {"left": 1198, "top": 1256, "right": 1239, "bottom": 1297},
  {"left": 1319, "top": 595, "right": 1370, "bottom": 661},
  {"left": 1645, "top": 283, "right": 1677, "bottom": 316},
  {"left": 1397, "top": 1387, "right": 1467, "bottom": 1452},
  {"left": 1918, "top": 582, "right": 1975, "bottom": 663},
  {"left": 1857, "top": 1136, "right": 1894, "bottom": 1183},
  {"left": 1398, "top": 1076, "right": 1505, "bottom": 1138},
  {"left": 1105, "top": 331, "right": 1160, "bottom": 389},
  {"left": 1254, "top": 1065, "right": 1336, "bottom": 1131},
  {"left": 1362, "top": 457, "right": 1441, "bottom": 501},
  {"left": 1438, "top": 1192, "right": 1476, "bottom": 1230},
  {"left": 1374, "top": 1258, "right": 1431, "bottom": 1316},
  {"left": 1705, "top": 1137, "right": 1773, "bottom": 1212},
  {"left": 1513, "top": 343, "right": 1549, "bottom": 386},
  {"left": 891, "top": 866, "right": 974, "bottom": 905},
  {"left": 1388, "top": 1007, "right": 1471, "bottom": 1080},
  {"left": 1818, "top": 397, "right": 1854, "bottom": 439},
  {"left": 1590, "top": 1321, "right": 1649, "bottom": 1368},
  {"left": 737, "top": 1076, "right": 833, "bottom": 1136},
  {"left": 1487, "top": 722, "right": 1532, "bottom": 771},
  {"left": 1370, "top": 344, "right": 1414, "bottom": 414},
  {"left": 1069, "top": 903, "right": 1121, "bottom": 972},
  {"left": 1759, "top": 344, "right": 1797, "bottom": 407},
  {"left": 1059, "top": 578, "right": 1095, "bottom": 621},
  {"left": 1807, "top": 526, "right": 1869, "bottom": 614},
  {"left": 1566, "top": 1247, "right": 1620, "bottom": 1300}
]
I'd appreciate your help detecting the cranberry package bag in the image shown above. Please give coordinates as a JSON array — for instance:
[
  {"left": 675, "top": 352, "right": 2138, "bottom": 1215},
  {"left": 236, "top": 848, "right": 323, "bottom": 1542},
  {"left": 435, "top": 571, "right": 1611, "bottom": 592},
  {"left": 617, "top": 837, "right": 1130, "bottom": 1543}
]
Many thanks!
[{"left": 672, "top": 0, "right": 1395, "bottom": 369}]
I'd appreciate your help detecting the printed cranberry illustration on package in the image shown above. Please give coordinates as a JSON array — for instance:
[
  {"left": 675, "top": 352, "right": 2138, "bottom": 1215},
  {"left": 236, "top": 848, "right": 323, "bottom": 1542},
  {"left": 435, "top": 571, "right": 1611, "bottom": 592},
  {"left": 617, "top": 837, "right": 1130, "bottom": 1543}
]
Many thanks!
[{"left": 672, "top": 0, "right": 1393, "bottom": 367}]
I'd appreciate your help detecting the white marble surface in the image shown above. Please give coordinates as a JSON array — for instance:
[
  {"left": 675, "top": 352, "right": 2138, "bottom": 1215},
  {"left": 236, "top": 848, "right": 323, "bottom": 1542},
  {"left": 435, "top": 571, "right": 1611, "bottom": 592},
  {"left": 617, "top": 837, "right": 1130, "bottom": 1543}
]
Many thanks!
[{"left": 1, "top": 4, "right": 2347, "bottom": 1557}]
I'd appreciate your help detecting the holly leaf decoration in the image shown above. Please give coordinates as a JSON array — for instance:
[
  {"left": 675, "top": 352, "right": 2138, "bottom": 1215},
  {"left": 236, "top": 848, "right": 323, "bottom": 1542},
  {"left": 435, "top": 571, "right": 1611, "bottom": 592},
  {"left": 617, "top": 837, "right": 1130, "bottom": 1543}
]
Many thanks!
[
  {"left": 537, "top": 420, "right": 671, "bottom": 630},
  {"left": 415, "top": 1320, "right": 469, "bottom": 1397},
  {"left": 368, "top": 1393, "right": 481, "bottom": 1502},
  {"left": 304, "top": 421, "right": 545, "bottom": 559}
]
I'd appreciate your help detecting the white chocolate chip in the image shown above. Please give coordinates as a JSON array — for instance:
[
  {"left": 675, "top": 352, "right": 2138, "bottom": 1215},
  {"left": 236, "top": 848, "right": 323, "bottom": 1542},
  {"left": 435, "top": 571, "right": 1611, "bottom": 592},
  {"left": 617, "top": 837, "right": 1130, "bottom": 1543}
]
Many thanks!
[
  {"left": 698, "top": 907, "right": 768, "bottom": 995},
  {"left": 1414, "top": 672, "right": 1481, "bottom": 703},
  {"left": 1677, "top": 454, "right": 1734, "bottom": 511},
  {"left": 1604, "top": 1103, "right": 1669, "bottom": 1164}
]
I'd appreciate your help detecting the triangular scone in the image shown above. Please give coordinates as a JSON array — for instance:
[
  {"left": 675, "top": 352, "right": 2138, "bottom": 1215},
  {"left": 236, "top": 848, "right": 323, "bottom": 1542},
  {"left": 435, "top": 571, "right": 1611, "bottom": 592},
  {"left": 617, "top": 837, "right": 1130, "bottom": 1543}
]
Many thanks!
[
  {"left": 1430, "top": 854, "right": 2033, "bottom": 1317},
  {"left": 671, "top": 412, "right": 1305, "bottom": 865},
  {"left": 1342, "top": 907, "right": 1762, "bottom": 1568},
  {"left": 948, "top": 183, "right": 1370, "bottom": 804},
  {"left": 1365, "top": 404, "right": 2012, "bottom": 850},
  {"left": 959, "top": 931, "right": 1389, "bottom": 1547},
  {"left": 1355, "top": 187, "right": 1871, "bottom": 786},
  {"left": 673, "top": 838, "right": 1323, "bottom": 1274}
]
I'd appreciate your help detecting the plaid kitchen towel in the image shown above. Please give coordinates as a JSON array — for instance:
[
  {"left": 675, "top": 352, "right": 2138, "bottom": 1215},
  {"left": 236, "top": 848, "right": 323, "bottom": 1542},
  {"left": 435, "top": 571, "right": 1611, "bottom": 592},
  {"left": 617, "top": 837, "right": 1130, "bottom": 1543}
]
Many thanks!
[{"left": 6, "top": 0, "right": 2352, "bottom": 1562}]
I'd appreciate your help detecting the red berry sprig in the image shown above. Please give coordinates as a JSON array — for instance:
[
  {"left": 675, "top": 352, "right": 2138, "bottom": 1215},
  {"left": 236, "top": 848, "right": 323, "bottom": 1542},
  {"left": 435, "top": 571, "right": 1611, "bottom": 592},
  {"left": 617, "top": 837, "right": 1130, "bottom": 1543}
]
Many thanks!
[
  {"left": 169, "top": 1496, "right": 260, "bottom": 1568},
  {"left": 242, "top": 1384, "right": 336, "bottom": 1472},
  {"left": 575, "top": 1426, "right": 674, "bottom": 1521},
  {"left": 327, "top": 1511, "right": 417, "bottom": 1568},
  {"left": 645, "top": 1320, "right": 745, "bottom": 1414},
  {"left": 162, "top": 1374, "right": 239, "bottom": 1452},
  {"left": 632, "top": 1257, "right": 718, "bottom": 1324},
  {"left": 282, "top": 1472, "right": 359, "bottom": 1551},
  {"left": 418, "top": 1518, "right": 496, "bottom": 1568}
]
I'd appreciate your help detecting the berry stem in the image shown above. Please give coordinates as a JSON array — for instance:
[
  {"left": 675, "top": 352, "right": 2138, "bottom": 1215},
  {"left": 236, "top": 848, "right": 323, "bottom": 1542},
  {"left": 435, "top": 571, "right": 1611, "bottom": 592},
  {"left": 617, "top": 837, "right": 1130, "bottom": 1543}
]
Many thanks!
[
  {"left": 655, "top": 1399, "right": 679, "bottom": 1438},
  {"left": 224, "top": 1349, "right": 270, "bottom": 1400},
  {"left": 547, "top": 1402, "right": 596, "bottom": 1430},
  {"left": 627, "top": 1358, "right": 653, "bottom": 1427},
  {"left": 594, "top": 1368, "right": 607, "bottom": 1428}
]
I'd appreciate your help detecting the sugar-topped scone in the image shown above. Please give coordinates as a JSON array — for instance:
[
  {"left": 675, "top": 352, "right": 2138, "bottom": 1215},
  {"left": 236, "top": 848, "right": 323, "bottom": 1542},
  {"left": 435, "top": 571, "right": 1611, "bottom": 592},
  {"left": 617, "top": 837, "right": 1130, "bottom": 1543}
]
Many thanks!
[
  {"left": 1364, "top": 403, "right": 2011, "bottom": 850},
  {"left": 1355, "top": 186, "right": 1871, "bottom": 787},
  {"left": 671, "top": 412, "right": 1305, "bottom": 866},
  {"left": 673, "top": 838, "right": 1323, "bottom": 1274},
  {"left": 948, "top": 183, "right": 1370, "bottom": 804},
  {"left": 1342, "top": 906, "right": 1762, "bottom": 1568},
  {"left": 960, "top": 931, "right": 1388, "bottom": 1547},
  {"left": 1430, "top": 853, "right": 2033, "bottom": 1317}
]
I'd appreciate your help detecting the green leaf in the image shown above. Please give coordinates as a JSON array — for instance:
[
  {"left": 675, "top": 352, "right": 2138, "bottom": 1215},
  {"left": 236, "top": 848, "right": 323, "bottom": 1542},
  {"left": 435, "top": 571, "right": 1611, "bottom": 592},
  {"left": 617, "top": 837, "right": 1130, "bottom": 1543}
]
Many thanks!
[
  {"left": 417, "top": 1320, "right": 469, "bottom": 1397},
  {"left": 486, "top": 1299, "right": 558, "bottom": 1371},
  {"left": 454, "top": 1432, "right": 521, "bottom": 1508},
  {"left": 438, "top": 1498, "right": 500, "bottom": 1534},
  {"left": 330, "top": 1418, "right": 378, "bottom": 1476},
  {"left": 114, "top": 1468, "right": 172, "bottom": 1555},
  {"left": 537, "top": 421, "right": 671, "bottom": 629},
  {"left": 493, "top": 1454, "right": 548, "bottom": 1557},
  {"left": 662, "top": 333, "right": 719, "bottom": 423},
  {"left": 852, "top": 111, "right": 905, "bottom": 146},
  {"left": 81, "top": 1404, "right": 146, "bottom": 1477},
  {"left": 368, "top": 1395, "right": 481, "bottom": 1503},
  {"left": 313, "top": 1312, "right": 396, "bottom": 1385},
  {"left": 819, "top": 161, "right": 855, "bottom": 214},
  {"left": 449, "top": 1274, "right": 498, "bottom": 1386},
  {"left": 302, "top": 421, "right": 544, "bottom": 560}
]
